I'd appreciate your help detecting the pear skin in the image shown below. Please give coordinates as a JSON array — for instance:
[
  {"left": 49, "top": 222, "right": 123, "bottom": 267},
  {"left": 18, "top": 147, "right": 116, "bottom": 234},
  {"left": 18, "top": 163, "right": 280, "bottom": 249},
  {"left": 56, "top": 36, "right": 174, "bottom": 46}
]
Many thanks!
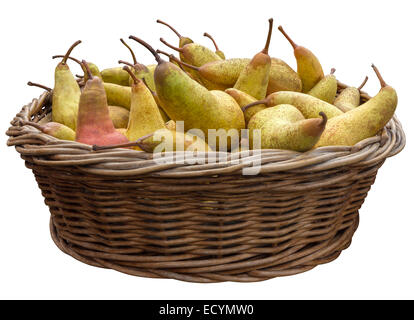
[
  {"left": 52, "top": 41, "right": 82, "bottom": 130},
  {"left": 243, "top": 91, "right": 343, "bottom": 119},
  {"left": 234, "top": 19, "right": 273, "bottom": 100},
  {"left": 108, "top": 106, "right": 130, "bottom": 128},
  {"left": 101, "top": 67, "right": 131, "bottom": 86},
  {"left": 334, "top": 76, "right": 368, "bottom": 112},
  {"left": 103, "top": 83, "right": 131, "bottom": 110},
  {"left": 249, "top": 105, "right": 326, "bottom": 151},
  {"left": 76, "top": 63, "right": 129, "bottom": 146},
  {"left": 225, "top": 88, "right": 266, "bottom": 124},
  {"left": 129, "top": 36, "right": 245, "bottom": 141},
  {"left": 24, "top": 121, "right": 75, "bottom": 141},
  {"left": 308, "top": 68, "right": 338, "bottom": 103},
  {"left": 123, "top": 67, "right": 166, "bottom": 150},
  {"left": 315, "top": 65, "right": 397, "bottom": 147},
  {"left": 267, "top": 58, "right": 302, "bottom": 94},
  {"left": 278, "top": 26, "right": 324, "bottom": 93}
]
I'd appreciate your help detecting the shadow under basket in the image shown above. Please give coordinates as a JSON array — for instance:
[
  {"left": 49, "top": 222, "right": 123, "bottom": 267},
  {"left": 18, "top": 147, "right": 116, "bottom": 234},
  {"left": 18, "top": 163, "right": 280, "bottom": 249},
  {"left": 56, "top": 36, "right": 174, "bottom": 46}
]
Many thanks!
[{"left": 6, "top": 83, "right": 405, "bottom": 283}]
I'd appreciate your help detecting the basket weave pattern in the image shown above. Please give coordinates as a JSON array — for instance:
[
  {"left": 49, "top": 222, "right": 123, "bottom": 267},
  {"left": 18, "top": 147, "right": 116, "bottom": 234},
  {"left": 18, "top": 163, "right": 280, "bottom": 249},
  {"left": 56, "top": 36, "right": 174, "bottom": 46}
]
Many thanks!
[{"left": 6, "top": 83, "right": 405, "bottom": 282}]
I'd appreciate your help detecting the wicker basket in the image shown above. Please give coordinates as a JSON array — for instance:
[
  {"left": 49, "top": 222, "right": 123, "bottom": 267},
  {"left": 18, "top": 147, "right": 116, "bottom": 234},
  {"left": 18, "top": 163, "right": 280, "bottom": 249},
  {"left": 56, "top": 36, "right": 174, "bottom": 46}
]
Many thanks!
[{"left": 6, "top": 82, "right": 405, "bottom": 283}]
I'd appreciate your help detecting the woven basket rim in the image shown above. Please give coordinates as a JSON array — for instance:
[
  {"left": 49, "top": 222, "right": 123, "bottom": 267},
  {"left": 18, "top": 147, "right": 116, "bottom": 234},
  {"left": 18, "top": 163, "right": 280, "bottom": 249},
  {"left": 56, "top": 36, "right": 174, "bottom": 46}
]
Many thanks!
[{"left": 6, "top": 82, "right": 406, "bottom": 177}]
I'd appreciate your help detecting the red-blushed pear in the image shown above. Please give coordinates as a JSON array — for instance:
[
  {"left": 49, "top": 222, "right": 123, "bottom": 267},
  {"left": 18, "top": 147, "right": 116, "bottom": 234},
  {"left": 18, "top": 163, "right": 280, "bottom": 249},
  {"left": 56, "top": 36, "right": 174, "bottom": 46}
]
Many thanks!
[{"left": 75, "top": 61, "right": 129, "bottom": 146}]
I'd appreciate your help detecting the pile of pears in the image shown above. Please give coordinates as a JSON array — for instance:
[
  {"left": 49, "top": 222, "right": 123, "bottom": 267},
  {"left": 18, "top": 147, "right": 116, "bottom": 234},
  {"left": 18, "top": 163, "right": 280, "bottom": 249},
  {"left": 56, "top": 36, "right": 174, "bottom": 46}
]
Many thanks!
[{"left": 27, "top": 19, "right": 398, "bottom": 153}]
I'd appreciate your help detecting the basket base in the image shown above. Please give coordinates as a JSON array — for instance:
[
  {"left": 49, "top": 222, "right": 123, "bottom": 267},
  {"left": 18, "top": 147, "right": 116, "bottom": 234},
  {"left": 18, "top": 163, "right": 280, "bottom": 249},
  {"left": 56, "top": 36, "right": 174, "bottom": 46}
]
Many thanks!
[{"left": 50, "top": 214, "right": 359, "bottom": 283}]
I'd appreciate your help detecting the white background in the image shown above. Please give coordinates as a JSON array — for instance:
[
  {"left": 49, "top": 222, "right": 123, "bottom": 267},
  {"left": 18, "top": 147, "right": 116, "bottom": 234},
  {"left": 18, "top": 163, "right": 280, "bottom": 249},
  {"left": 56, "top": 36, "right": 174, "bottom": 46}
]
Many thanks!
[{"left": 1, "top": 0, "right": 413, "bottom": 299}]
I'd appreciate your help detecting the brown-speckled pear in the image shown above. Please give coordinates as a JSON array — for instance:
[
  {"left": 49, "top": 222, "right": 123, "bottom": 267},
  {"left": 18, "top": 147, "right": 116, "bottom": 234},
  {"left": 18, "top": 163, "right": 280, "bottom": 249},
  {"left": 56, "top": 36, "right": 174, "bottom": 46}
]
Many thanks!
[
  {"left": 243, "top": 91, "right": 343, "bottom": 119},
  {"left": 308, "top": 68, "right": 338, "bottom": 103},
  {"left": 203, "top": 32, "right": 225, "bottom": 59},
  {"left": 234, "top": 18, "right": 273, "bottom": 100},
  {"left": 278, "top": 26, "right": 324, "bottom": 93},
  {"left": 315, "top": 65, "right": 397, "bottom": 147},
  {"left": 101, "top": 67, "right": 131, "bottom": 86},
  {"left": 76, "top": 62, "right": 130, "bottom": 146},
  {"left": 122, "top": 66, "right": 166, "bottom": 150},
  {"left": 108, "top": 106, "right": 129, "bottom": 128},
  {"left": 52, "top": 41, "right": 82, "bottom": 130},
  {"left": 23, "top": 121, "right": 75, "bottom": 141},
  {"left": 171, "top": 57, "right": 302, "bottom": 94},
  {"left": 248, "top": 104, "right": 327, "bottom": 151},
  {"left": 334, "top": 76, "right": 368, "bottom": 112},
  {"left": 225, "top": 88, "right": 266, "bottom": 124},
  {"left": 129, "top": 36, "right": 245, "bottom": 145}
]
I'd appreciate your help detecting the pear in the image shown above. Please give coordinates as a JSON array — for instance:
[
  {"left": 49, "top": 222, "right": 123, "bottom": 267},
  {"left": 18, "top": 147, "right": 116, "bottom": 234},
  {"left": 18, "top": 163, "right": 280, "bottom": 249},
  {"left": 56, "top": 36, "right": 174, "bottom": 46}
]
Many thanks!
[
  {"left": 165, "top": 120, "right": 176, "bottom": 131},
  {"left": 248, "top": 104, "right": 327, "bottom": 151},
  {"left": 243, "top": 91, "right": 343, "bottom": 119},
  {"left": 315, "top": 65, "right": 397, "bottom": 147},
  {"left": 170, "top": 57, "right": 301, "bottom": 94},
  {"left": 108, "top": 106, "right": 129, "bottom": 128},
  {"left": 101, "top": 67, "right": 130, "bottom": 86},
  {"left": 334, "top": 76, "right": 368, "bottom": 112},
  {"left": 103, "top": 83, "right": 131, "bottom": 109},
  {"left": 308, "top": 68, "right": 337, "bottom": 103},
  {"left": 75, "top": 62, "right": 129, "bottom": 146},
  {"left": 156, "top": 19, "right": 193, "bottom": 47},
  {"left": 225, "top": 88, "right": 266, "bottom": 124},
  {"left": 234, "top": 18, "right": 273, "bottom": 100},
  {"left": 129, "top": 36, "right": 245, "bottom": 150},
  {"left": 278, "top": 25, "right": 324, "bottom": 93},
  {"left": 203, "top": 32, "right": 225, "bottom": 59},
  {"left": 122, "top": 66, "right": 166, "bottom": 150},
  {"left": 52, "top": 40, "right": 82, "bottom": 130},
  {"left": 22, "top": 121, "right": 75, "bottom": 141},
  {"left": 52, "top": 55, "right": 101, "bottom": 81}
]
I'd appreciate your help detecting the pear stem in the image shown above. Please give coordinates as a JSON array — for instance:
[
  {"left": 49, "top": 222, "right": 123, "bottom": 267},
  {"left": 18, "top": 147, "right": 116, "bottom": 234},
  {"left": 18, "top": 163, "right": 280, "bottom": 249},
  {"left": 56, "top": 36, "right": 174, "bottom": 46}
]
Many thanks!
[
  {"left": 330, "top": 68, "right": 336, "bottom": 75},
  {"left": 122, "top": 66, "right": 140, "bottom": 85},
  {"left": 371, "top": 64, "right": 387, "bottom": 88},
  {"left": 92, "top": 132, "right": 154, "bottom": 151},
  {"left": 262, "top": 18, "right": 274, "bottom": 54},
  {"left": 278, "top": 26, "right": 297, "bottom": 49},
  {"left": 319, "top": 112, "right": 328, "bottom": 127},
  {"left": 157, "top": 51, "right": 199, "bottom": 71},
  {"left": 203, "top": 32, "right": 220, "bottom": 51},
  {"left": 129, "top": 35, "right": 164, "bottom": 64},
  {"left": 82, "top": 60, "right": 93, "bottom": 80},
  {"left": 156, "top": 19, "right": 182, "bottom": 38},
  {"left": 160, "top": 38, "right": 183, "bottom": 53},
  {"left": 52, "top": 55, "right": 83, "bottom": 67},
  {"left": 61, "top": 40, "right": 82, "bottom": 65},
  {"left": 358, "top": 76, "right": 369, "bottom": 91},
  {"left": 118, "top": 60, "right": 134, "bottom": 68},
  {"left": 27, "top": 82, "right": 52, "bottom": 92},
  {"left": 242, "top": 99, "right": 267, "bottom": 112},
  {"left": 120, "top": 38, "right": 138, "bottom": 65}
]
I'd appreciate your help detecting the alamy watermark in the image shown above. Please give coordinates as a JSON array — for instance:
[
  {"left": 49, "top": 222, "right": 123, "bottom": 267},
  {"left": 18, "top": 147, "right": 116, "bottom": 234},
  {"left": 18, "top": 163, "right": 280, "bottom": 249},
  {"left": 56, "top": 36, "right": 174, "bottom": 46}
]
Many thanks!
[{"left": 151, "top": 121, "right": 262, "bottom": 175}]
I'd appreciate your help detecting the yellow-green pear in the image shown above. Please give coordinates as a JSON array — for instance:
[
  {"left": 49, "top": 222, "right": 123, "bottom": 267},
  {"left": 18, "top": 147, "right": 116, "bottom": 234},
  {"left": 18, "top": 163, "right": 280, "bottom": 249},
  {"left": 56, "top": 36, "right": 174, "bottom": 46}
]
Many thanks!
[
  {"left": 248, "top": 104, "right": 327, "bottom": 151},
  {"left": 278, "top": 25, "right": 324, "bottom": 93},
  {"left": 234, "top": 18, "right": 273, "bottom": 100},
  {"left": 225, "top": 88, "right": 266, "bottom": 124},
  {"left": 243, "top": 91, "right": 343, "bottom": 119},
  {"left": 308, "top": 68, "right": 337, "bottom": 103},
  {"left": 334, "top": 76, "right": 368, "bottom": 112},
  {"left": 315, "top": 65, "right": 397, "bottom": 147}
]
